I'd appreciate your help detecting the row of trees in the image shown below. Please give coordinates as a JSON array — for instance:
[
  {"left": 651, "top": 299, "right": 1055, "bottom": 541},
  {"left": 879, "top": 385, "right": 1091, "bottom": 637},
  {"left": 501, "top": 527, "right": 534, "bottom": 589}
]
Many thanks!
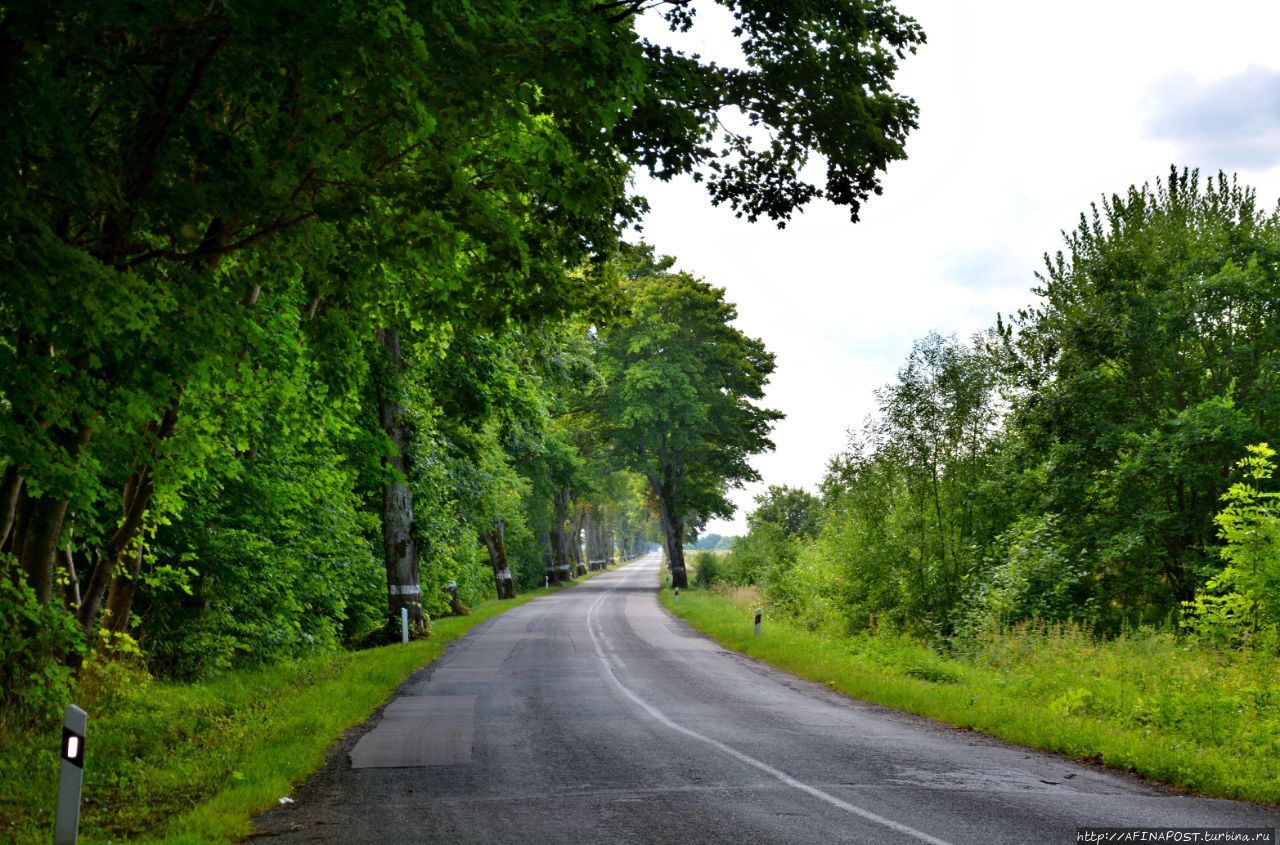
[
  {"left": 1, "top": 0, "right": 922, "bottom": 710},
  {"left": 1, "top": 235, "right": 784, "bottom": 698},
  {"left": 719, "top": 169, "right": 1280, "bottom": 645}
]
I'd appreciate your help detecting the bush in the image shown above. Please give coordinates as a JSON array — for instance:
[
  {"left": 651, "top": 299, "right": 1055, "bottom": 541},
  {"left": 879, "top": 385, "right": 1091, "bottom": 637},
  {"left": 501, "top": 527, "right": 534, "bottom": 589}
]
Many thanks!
[
  {"left": 1182, "top": 443, "right": 1280, "bottom": 646},
  {"left": 958, "top": 514, "right": 1090, "bottom": 639},
  {"left": 140, "top": 444, "right": 384, "bottom": 678},
  {"left": 721, "top": 522, "right": 796, "bottom": 587},
  {"left": 0, "top": 567, "right": 86, "bottom": 724},
  {"left": 693, "top": 551, "right": 720, "bottom": 587}
]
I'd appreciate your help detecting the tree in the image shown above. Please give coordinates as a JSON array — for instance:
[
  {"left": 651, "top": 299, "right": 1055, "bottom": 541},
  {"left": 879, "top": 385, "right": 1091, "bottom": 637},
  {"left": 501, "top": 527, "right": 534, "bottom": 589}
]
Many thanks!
[
  {"left": 801, "top": 332, "right": 1008, "bottom": 633},
  {"left": 599, "top": 250, "right": 780, "bottom": 587},
  {"left": 1006, "top": 169, "right": 1280, "bottom": 624},
  {"left": 373, "top": 328, "right": 431, "bottom": 631},
  {"left": 748, "top": 485, "right": 823, "bottom": 540},
  {"left": 876, "top": 332, "right": 1004, "bottom": 622},
  {"left": 461, "top": 425, "right": 532, "bottom": 602}
]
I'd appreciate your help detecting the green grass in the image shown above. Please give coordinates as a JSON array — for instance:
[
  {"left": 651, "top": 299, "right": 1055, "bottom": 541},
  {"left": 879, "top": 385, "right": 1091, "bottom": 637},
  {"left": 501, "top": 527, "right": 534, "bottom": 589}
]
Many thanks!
[
  {"left": 1, "top": 571, "right": 614, "bottom": 845},
  {"left": 660, "top": 583, "right": 1280, "bottom": 806}
]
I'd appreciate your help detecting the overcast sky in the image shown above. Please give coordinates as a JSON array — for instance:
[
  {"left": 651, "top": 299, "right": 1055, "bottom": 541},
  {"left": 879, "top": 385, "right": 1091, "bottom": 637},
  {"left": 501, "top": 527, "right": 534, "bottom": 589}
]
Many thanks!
[{"left": 631, "top": 0, "right": 1280, "bottom": 536}]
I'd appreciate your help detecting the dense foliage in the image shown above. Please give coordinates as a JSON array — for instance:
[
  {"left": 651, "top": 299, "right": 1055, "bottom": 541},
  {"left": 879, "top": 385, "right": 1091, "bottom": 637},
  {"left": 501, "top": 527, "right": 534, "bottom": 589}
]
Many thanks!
[
  {"left": 718, "top": 170, "right": 1280, "bottom": 649},
  {"left": 4, "top": 0, "right": 921, "bottom": 718}
]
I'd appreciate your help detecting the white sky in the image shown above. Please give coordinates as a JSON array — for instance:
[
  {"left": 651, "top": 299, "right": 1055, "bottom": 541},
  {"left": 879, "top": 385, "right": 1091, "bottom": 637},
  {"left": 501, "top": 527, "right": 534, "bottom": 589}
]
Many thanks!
[{"left": 632, "top": 0, "right": 1280, "bottom": 536}]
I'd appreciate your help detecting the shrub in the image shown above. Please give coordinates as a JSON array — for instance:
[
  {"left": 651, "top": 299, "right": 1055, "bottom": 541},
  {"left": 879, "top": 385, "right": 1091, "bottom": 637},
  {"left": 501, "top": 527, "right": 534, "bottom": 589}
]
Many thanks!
[
  {"left": 0, "top": 567, "right": 86, "bottom": 724},
  {"left": 694, "top": 551, "right": 720, "bottom": 587},
  {"left": 957, "top": 514, "right": 1090, "bottom": 639},
  {"left": 1182, "top": 443, "right": 1280, "bottom": 646}
]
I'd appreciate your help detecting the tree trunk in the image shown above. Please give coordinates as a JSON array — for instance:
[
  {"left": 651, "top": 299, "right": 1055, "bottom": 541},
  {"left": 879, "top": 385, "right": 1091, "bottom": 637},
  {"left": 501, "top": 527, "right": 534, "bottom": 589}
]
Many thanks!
[
  {"left": 562, "top": 506, "right": 575, "bottom": 575},
  {"left": 569, "top": 507, "right": 586, "bottom": 576},
  {"left": 16, "top": 422, "right": 93, "bottom": 604},
  {"left": 103, "top": 544, "right": 144, "bottom": 634},
  {"left": 548, "top": 508, "right": 563, "bottom": 585},
  {"left": 20, "top": 495, "right": 71, "bottom": 604},
  {"left": 59, "top": 545, "right": 81, "bottom": 609},
  {"left": 2, "top": 485, "right": 30, "bottom": 558},
  {"left": 78, "top": 473, "right": 151, "bottom": 639},
  {"left": 376, "top": 328, "right": 426, "bottom": 635},
  {"left": 449, "top": 592, "right": 470, "bottom": 616},
  {"left": 551, "top": 488, "right": 572, "bottom": 583},
  {"left": 492, "top": 518, "right": 515, "bottom": 598},
  {"left": 590, "top": 514, "right": 602, "bottom": 569},
  {"left": 585, "top": 508, "right": 607, "bottom": 570},
  {"left": 78, "top": 400, "right": 177, "bottom": 642},
  {"left": 664, "top": 515, "right": 687, "bottom": 587},
  {"left": 599, "top": 516, "right": 610, "bottom": 567},
  {"left": 581, "top": 508, "right": 594, "bottom": 569},
  {"left": 592, "top": 517, "right": 603, "bottom": 567},
  {"left": 538, "top": 529, "right": 555, "bottom": 585},
  {"left": 0, "top": 466, "right": 21, "bottom": 552},
  {"left": 650, "top": 479, "right": 686, "bottom": 587},
  {"left": 481, "top": 518, "right": 516, "bottom": 599}
]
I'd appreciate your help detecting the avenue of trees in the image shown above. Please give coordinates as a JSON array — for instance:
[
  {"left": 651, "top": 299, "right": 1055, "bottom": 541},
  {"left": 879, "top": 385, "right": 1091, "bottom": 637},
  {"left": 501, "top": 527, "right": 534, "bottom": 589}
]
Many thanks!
[
  {"left": 717, "top": 170, "right": 1280, "bottom": 648},
  {"left": 2, "top": 0, "right": 919, "bottom": 717}
]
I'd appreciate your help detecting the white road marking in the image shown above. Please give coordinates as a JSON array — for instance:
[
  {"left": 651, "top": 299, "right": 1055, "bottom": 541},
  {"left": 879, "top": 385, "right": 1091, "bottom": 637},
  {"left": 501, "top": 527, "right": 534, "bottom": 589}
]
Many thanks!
[{"left": 585, "top": 560, "right": 955, "bottom": 845}]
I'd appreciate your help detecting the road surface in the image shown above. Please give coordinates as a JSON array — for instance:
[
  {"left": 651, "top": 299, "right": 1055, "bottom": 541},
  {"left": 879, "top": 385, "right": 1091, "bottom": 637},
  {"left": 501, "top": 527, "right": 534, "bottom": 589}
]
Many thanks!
[{"left": 251, "top": 554, "right": 1279, "bottom": 844}]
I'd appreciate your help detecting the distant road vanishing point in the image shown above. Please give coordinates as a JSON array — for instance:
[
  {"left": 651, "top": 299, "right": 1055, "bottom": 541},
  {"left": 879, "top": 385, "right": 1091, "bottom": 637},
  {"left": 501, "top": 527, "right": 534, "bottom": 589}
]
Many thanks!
[{"left": 251, "top": 554, "right": 1280, "bottom": 844}]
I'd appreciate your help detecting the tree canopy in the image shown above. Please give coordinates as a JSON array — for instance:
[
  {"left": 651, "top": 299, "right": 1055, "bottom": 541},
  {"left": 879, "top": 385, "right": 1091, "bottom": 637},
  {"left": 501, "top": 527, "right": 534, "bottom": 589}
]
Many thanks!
[
  {"left": 599, "top": 249, "right": 781, "bottom": 586},
  {"left": 749, "top": 485, "right": 823, "bottom": 540}
]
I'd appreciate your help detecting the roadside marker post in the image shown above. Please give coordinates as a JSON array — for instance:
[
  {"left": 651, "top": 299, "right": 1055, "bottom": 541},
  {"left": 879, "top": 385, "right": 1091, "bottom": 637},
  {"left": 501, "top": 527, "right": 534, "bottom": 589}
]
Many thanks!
[
  {"left": 400, "top": 607, "right": 409, "bottom": 644},
  {"left": 55, "top": 703, "right": 86, "bottom": 845},
  {"left": 674, "top": 586, "right": 679, "bottom": 603},
  {"left": 754, "top": 608, "right": 762, "bottom": 637}
]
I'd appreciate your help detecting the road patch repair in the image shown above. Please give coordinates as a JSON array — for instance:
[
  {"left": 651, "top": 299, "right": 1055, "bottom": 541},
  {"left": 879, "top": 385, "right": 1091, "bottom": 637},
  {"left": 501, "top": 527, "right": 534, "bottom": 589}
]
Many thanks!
[{"left": 348, "top": 695, "right": 476, "bottom": 768}]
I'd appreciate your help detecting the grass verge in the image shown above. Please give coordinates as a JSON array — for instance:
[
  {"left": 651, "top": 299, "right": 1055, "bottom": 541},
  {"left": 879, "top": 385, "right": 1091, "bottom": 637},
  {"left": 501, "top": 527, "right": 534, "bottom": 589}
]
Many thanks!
[
  {"left": 1, "top": 571, "right": 614, "bottom": 845},
  {"left": 659, "top": 583, "right": 1280, "bottom": 806}
]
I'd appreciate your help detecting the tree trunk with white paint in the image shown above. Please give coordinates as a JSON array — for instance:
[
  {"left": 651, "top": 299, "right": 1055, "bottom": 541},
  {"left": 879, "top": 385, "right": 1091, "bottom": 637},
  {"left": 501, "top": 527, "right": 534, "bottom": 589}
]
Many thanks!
[
  {"left": 569, "top": 506, "right": 587, "bottom": 576},
  {"left": 551, "top": 488, "right": 573, "bottom": 583},
  {"left": 376, "top": 328, "right": 426, "bottom": 635},
  {"left": 481, "top": 518, "right": 517, "bottom": 599}
]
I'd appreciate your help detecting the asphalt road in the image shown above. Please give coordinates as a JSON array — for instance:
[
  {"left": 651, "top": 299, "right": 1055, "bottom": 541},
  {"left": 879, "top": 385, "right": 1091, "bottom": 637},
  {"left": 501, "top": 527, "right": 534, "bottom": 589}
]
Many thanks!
[{"left": 251, "top": 554, "right": 1280, "bottom": 844}]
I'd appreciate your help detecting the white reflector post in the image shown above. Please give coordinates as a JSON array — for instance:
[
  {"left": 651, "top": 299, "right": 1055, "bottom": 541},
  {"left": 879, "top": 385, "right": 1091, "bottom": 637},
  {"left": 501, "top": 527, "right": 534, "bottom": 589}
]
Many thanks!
[
  {"left": 55, "top": 703, "right": 87, "bottom": 845},
  {"left": 754, "top": 608, "right": 762, "bottom": 637},
  {"left": 401, "top": 607, "right": 409, "bottom": 644}
]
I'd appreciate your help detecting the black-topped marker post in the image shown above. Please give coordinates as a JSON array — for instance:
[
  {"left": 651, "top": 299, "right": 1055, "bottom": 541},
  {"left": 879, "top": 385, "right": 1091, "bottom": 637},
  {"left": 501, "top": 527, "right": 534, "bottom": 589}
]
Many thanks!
[{"left": 55, "top": 703, "right": 86, "bottom": 844}]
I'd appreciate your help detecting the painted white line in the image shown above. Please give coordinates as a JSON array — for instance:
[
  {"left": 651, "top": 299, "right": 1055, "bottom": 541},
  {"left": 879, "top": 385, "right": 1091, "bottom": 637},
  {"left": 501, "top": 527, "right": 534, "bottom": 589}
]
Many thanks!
[{"left": 585, "top": 562, "right": 955, "bottom": 845}]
